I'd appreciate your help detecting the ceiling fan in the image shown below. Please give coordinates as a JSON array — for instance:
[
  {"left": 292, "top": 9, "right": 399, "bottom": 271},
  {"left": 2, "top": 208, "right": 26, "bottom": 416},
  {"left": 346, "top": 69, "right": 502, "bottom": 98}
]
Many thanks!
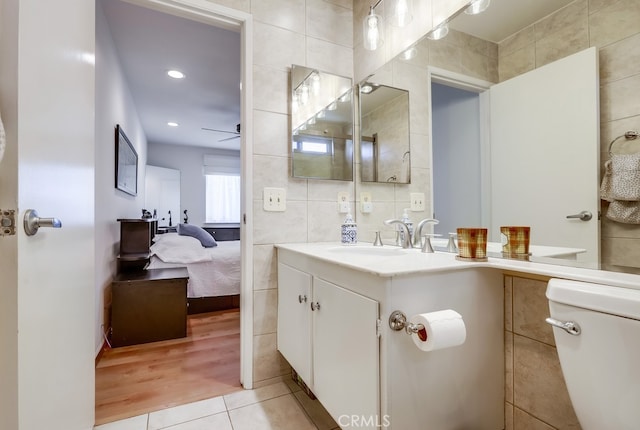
[{"left": 202, "top": 123, "right": 241, "bottom": 142}]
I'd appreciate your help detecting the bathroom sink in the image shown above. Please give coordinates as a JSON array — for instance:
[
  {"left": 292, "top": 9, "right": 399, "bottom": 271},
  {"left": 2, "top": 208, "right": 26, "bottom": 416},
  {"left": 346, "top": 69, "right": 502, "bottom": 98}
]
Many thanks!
[{"left": 327, "top": 246, "right": 409, "bottom": 256}]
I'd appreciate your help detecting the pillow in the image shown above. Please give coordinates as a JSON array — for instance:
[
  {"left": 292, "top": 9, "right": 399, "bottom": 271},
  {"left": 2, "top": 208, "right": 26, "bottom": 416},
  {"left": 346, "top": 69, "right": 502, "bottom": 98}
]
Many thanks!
[
  {"left": 177, "top": 223, "right": 217, "bottom": 248},
  {"left": 152, "top": 232, "right": 200, "bottom": 246}
]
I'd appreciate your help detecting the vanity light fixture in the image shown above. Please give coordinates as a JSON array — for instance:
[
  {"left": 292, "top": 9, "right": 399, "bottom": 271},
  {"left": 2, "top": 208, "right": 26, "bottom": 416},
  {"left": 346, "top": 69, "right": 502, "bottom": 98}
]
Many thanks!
[
  {"left": 427, "top": 22, "right": 449, "bottom": 40},
  {"left": 360, "top": 82, "right": 380, "bottom": 94},
  {"left": 402, "top": 46, "right": 417, "bottom": 60},
  {"left": 167, "top": 121, "right": 179, "bottom": 127},
  {"left": 363, "top": 0, "right": 384, "bottom": 51},
  {"left": 339, "top": 91, "right": 352, "bottom": 103},
  {"left": 464, "top": 0, "right": 490, "bottom": 15},
  {"left": 167, "top": 70, "right": 185, "bottom": 79},
  {"left": 327, "top": 101, "right": 338, "bottom": 111},
  {"left": 316, "top": 110, "right": 326, "bottom": 119}
]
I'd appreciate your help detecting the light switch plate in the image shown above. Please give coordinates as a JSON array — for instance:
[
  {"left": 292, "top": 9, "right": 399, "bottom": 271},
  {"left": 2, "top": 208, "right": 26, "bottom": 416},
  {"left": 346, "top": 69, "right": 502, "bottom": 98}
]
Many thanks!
[
  {"left": 410, "top": 192, "right": 425, "bottom": 211},
  {"left": 264, "top": 187, "right": 286, "bottom": 212}
]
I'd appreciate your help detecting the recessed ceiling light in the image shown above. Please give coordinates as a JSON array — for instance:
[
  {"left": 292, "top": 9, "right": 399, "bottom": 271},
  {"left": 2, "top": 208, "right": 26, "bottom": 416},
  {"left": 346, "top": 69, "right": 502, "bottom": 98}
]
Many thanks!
[
  {"left": 167, "top": 70, "right": 185, "bottom": 79},
  {"left": 167, "top": 122, "right": 179, "bottom": 127}
]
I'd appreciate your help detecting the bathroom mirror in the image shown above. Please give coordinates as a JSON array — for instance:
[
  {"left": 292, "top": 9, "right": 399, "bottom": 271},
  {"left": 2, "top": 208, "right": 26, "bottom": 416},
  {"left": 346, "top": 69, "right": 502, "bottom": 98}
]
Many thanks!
[
  {"left": 356, "top": 0, "right": 640, "bottom": 272},
  {"left": 359, "top": 83, "right": 411, "bottom": 184},
  {"left": 290, "top": 65, "right": 354, "bottom": 181}
]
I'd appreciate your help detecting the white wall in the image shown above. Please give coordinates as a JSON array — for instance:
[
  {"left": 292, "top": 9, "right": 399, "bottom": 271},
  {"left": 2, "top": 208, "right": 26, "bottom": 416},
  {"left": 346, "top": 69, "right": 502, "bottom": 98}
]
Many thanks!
[
  {"left": 95, "top": 0, "right": 149, "bottom": 355},
  {"left": 147, "top": 142, "right": 240, "bottom": 227}
]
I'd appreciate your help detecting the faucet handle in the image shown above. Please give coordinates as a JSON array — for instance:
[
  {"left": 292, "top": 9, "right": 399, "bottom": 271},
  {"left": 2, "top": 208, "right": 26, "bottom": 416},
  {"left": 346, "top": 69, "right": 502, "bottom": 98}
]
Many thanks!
[
  {"left": 421, "top": 233, "right": 441, "bottom": 253},
  {"left": 447, "top": 232, "right": 458, "bottom": 252},
  {"left": 373, "top": 231, "right": 383, "bottom": 246}
]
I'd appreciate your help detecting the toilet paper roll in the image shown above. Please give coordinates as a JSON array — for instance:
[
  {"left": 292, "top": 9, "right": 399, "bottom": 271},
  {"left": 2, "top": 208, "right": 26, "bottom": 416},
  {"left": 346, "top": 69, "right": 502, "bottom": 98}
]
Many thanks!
[{"left": 409, "top": 310, "right": 466, "bottom": 352}]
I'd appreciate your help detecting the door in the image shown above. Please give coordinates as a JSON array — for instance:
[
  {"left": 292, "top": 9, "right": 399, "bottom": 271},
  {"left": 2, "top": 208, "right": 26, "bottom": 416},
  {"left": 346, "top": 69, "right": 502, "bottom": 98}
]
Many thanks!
[
  {"left": 277, "top": 263, "right": 313, "bottom": 386},
  {"left": 490, "top": 47, "right": 600, "bottom": 262},
  {"left": 312, "top": 278, "right": 380, "bottom": 429},
  {"left": 0, "top": 1, "right": 95, "bottom": 429},
  {"left": 145, "top": 165, "right": 180, "bottom": 226}
]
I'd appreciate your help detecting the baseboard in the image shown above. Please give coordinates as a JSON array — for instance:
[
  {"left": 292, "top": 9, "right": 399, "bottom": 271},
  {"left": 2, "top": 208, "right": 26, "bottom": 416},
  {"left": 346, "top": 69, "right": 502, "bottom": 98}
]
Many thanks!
[{"left": 95, "top": 340, "right": 109, "bottom": 366}]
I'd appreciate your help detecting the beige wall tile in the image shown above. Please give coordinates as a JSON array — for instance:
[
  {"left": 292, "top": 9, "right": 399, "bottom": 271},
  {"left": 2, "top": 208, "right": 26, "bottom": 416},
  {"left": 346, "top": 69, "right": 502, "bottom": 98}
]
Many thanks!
[
  {"left": 535, "top": 20, "right": 589, "bottom": 68},
  {"left": 499, "top": 26, "right": 535, "bottom": 57},
  {"left": 504, "top": 275, "right": 513, "bottom": 332},
  {"left": 505, "top": 402, "right": 514, "bottom": 430},
  {"left": 253, "top": 201, "right": 308, "bottom": 245},
  {"left": 512, "top": 277, "right": 555, "bottom": 345},
  {"left": 308, "top": 201, "right": 351, "bottom": 243},
  {"left": 306, "top": 0, "right": 353, "bottom": 47},
  {"left": 409, "top": 133, "right": 430, "bottom": 170},
  {"left": 461, "top": 49, "right": 498, "bottom": 82},
  {"left": 534, "top": 0, "right": 588, "bottom": 41},
  {"left": 599, "top": 33, "right": 640, "bottom": 83},
  {"left": 253, "top": 244, "right": 278, "bottom": 291},
  {"left": 600, "top": 74, "right": 640, "bottom": 122},
  {"left": 253, "top": 110, "right": 289, "bottom": 157},
  {"left": 205, "top": 0, "right": 249, "bottom": 12},
  {"left": 513, "top": 407, "right": 557, "bottom": 430},
  {"left": 253, "top": 333, "right": 290, "bottom": 381},
  {"left": 254, "top": 22, "right": 306, "bottom": 71},
  {"left": 306, "top": 37, "right": 354, "bottom": 78},
  {"left": 253, "top": 289, "right": 278, "bottom": 335},
  {"left": 251, "top": 0, "right": 305, "bottom": 33},
  {"left": 513, "top": 335, "right": 580, "bottom": 429},
  {"left": 253, "top": 66, "right": 289, "bottom": 114},
  {"left": 252, "top": 155, "right": 308, "bottom": 201},
  {"left": 505, "top": 330, "right": 514, "bottom": 404},
  {"left": 589, "top": 0, "right": 618, "bottom": 14},
  {"left": 499, "top": 46, "right": 535, "bottom": 82},
  {"left": 589, "top": 0, "right": 640, "bottom": 48}
]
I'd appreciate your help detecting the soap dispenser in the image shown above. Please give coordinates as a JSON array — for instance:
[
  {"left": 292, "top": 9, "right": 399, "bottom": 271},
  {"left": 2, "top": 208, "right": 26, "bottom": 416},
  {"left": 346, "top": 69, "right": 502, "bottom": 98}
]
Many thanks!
[
  {"left": 341, "top": 211, "right": 357, "bottom": 245},
  {"left": 400, "top": 208, "right": 413, "bottom": 244}
]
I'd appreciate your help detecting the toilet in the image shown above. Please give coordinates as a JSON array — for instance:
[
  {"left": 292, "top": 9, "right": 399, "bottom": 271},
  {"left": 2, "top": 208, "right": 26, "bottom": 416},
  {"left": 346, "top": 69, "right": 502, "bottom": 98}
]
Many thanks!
[{"left": 546, "top": 278, "right": 640, "bottom": 430}]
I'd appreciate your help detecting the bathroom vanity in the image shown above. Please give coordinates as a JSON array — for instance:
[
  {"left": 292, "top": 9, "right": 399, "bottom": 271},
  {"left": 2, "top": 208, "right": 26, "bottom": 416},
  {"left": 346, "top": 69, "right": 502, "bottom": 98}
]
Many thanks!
[{"left": 275, "top": 243, "right": 640, "bottom": 430}]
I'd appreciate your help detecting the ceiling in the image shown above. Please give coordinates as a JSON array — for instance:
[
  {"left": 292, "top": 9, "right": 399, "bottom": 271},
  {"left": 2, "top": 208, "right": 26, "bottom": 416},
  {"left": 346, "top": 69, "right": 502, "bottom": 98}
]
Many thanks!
[
  {"left": 99, "top": 0, "right": 241, "bottom": 150},
  {"left": 99, "top": 0, "right": 575, "bottom": 151}
]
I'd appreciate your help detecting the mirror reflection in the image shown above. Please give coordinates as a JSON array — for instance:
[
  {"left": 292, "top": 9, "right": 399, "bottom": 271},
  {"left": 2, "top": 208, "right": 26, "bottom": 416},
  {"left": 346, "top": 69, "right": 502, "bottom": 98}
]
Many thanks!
[
  {"left": 290, "top": 65, "right": 354, "bottom": 181},
  {"left": 359, "top": 83, "right": 411, "bottom": 184}
]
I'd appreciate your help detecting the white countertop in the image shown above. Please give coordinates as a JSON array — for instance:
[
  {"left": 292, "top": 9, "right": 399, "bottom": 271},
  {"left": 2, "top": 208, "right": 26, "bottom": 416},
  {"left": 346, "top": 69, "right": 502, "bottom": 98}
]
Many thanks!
[{"left": 275, "top": 242, "right": 640, "bottom": 291}]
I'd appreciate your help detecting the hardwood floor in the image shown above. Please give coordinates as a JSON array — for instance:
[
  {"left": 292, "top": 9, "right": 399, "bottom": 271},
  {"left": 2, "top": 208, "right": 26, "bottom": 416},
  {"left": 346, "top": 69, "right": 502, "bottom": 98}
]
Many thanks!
[{"left": 95, "top": 309, "right": 242, "bottom": 426}]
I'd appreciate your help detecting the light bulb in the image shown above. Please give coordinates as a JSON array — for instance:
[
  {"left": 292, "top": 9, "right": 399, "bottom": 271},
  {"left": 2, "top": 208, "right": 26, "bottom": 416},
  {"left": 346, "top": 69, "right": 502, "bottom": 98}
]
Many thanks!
[
  {"left": 363, "top": 9, "right": 384, "bottom": 51},
  {"left": 427, "top": 23, "right": 449, "bottom": 41},
  {"left": 391, "top": 0, "right": 413, "bottom": 27},
  {"left": 465, "top": 0, "right": 490, "bottom": 15}
]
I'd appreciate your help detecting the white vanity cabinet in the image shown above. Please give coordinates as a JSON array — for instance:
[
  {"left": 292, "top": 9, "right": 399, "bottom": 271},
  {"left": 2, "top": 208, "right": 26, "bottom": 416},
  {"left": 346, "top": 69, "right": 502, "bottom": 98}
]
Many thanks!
[{"left": 277, "top": 262, "right": 380, "bottom": 428}]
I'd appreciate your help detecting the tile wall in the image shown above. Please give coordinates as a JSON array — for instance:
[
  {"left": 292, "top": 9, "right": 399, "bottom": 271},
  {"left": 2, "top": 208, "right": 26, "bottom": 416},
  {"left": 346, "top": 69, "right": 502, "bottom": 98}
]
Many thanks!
[
  {"left": 504, "top": 274, "right": 581, "bottom": 429},
  {"left": 497, "top": 0, "right": 640, "bottom": 273}
]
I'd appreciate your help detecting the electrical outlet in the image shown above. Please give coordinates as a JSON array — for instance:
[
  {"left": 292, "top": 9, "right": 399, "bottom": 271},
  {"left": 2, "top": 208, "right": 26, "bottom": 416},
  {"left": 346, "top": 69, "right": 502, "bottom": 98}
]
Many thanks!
[
  {"left": 360, "top": 192, "right": 373, "bottom": 213},
  {"left": 410, "top": 192, "right": 425, "bottom": 211},
  {"left": 338, "top": 192, "right": 350, "bottom": 213},
  {"left": 263, "top": 187, "right": 286, "bottom": 212}
]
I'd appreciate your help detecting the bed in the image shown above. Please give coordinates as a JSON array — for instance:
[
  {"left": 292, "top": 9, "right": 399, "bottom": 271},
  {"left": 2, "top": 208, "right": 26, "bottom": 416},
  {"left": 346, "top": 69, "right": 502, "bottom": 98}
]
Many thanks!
[{"left": 147, "top": 230, "right": 240, "bottom": 313}]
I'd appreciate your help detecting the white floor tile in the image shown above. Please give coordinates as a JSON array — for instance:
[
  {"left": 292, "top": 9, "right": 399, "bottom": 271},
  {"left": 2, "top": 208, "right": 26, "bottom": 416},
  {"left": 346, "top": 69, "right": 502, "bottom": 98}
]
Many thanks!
[
  {"left": 93, "top": 414, "right": 148, "bottom": 430},
  {"left": 293, "top": 391, "right": 338, "bottom": 430},
  {"left": 228, "top": 394, "right": 317, "bottom": 430},
  {"left": 148, "top": 396, "right": 226, "bottom": 430},
  {"left": 224, "top": 381, "right": 291, "bottom": 410},
  {"left": 161, "top": 411, "right": 233, "bottom": 430}
]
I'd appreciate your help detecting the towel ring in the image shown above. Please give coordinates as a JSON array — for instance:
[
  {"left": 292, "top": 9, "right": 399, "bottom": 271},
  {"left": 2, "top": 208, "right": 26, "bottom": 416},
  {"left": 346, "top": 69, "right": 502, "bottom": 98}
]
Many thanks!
[{"left": 608, "top": 130, "right": 639, "bottom": 156}]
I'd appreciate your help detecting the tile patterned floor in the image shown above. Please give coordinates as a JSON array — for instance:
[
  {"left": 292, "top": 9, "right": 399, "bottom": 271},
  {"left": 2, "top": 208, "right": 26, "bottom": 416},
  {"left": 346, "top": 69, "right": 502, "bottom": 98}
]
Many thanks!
[{"left": 94, "top": 379, "right": 340, "bottom": 430}]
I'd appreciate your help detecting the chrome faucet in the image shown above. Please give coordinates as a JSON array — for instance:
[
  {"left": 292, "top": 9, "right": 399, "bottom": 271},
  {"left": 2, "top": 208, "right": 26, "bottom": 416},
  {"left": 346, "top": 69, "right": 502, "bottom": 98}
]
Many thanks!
[
  {"left": 412, "top": 218, "right": 440, "bottom": 248},
  {"left": 384, "top": 219, "right": 412, "bottom": 249}
]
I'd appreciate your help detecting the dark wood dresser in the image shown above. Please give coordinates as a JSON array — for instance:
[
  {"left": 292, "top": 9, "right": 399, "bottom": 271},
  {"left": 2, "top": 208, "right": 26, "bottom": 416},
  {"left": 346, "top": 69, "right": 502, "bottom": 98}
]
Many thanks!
[{"left": 111, "top": 267, "right": 188, "bottom": 347}]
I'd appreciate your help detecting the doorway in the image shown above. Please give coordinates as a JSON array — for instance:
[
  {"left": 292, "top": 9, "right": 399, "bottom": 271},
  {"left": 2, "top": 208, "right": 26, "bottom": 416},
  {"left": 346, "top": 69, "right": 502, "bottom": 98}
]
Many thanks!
[
  {"left": 95, "top": 0, "right": 253, "bottom": 424},
  {"left": 428, "top": 68, "right": 492, "bottom": 238}
]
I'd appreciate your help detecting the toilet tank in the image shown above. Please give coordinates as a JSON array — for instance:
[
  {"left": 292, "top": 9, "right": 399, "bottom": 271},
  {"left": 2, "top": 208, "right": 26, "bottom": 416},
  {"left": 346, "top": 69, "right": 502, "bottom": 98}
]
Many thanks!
[{"left": 546, "top": 279, "right": 640, "bottom": 430}]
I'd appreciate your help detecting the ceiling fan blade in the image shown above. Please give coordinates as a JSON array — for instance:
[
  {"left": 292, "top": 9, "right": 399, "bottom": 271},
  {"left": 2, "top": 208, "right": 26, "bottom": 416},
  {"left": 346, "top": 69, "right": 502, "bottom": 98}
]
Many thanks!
[
  {"left": 218, "top": 135, "right": 241, "bottom": 142},
  {"left": 202, "top": 127, "right": 240, "bottom": 135}
]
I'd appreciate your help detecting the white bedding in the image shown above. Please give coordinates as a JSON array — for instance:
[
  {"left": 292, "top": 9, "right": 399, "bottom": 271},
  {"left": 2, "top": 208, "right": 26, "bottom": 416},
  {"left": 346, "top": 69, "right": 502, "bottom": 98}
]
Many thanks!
[{"left": 147, "top": 233, "right": 240, "bottom": 298}]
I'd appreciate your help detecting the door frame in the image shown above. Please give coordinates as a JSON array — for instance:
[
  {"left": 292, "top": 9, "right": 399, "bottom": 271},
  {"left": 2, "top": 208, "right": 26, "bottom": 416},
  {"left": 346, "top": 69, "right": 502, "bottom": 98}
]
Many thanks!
[
  {"left": 426, "top": 67, "right": 493, "bottom": 233},
  {"left": 122, "top": 0, "right": 254, "bottom": 388}
]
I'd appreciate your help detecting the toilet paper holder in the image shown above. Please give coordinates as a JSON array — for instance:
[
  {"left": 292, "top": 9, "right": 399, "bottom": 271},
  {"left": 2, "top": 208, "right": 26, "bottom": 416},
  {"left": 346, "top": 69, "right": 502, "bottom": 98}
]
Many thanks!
[{"left": 389, "top": 310, "right": 424, "bottom": 335}]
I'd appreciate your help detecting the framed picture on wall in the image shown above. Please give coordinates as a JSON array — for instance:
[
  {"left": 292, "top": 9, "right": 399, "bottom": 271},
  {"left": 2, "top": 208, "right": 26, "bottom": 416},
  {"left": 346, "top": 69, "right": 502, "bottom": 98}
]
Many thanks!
[{"left": 115, "top": 124, "right": 138, "bottom": 196}]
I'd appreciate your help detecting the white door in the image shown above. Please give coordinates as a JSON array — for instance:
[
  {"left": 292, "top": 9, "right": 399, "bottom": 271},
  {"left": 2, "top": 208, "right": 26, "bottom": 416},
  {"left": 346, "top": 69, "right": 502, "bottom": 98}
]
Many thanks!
[
  {"left": 276, "top": 263, "right": 313, "bottom": 386},
  {"left": 490, "top": 47, "right": 600, "bottom": 262},
  {"left": 0, "top": 1, "right": 95, "bottom": 429},
  {"left": 312, "top": 278, "right": 379, "bottom": 429}
]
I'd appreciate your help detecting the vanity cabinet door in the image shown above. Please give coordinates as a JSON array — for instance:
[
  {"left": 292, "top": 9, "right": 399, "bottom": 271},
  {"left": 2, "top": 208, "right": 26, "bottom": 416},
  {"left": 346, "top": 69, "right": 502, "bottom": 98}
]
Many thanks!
[
  {"left": 277, "top": 263, "right": 313, "bottom": 386},
  {"left": 312, "top": 277, "right": 380, "bottom": 428}
]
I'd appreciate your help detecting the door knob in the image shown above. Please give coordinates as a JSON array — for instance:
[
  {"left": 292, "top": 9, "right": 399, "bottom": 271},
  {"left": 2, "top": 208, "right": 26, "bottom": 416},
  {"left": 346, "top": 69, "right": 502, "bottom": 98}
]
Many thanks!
[
  {"left": 24, "top": 209, "right": 62, "bottom": 236},
  {"left": 566, "top": 210, "right": 592, "bottom": 221}
]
